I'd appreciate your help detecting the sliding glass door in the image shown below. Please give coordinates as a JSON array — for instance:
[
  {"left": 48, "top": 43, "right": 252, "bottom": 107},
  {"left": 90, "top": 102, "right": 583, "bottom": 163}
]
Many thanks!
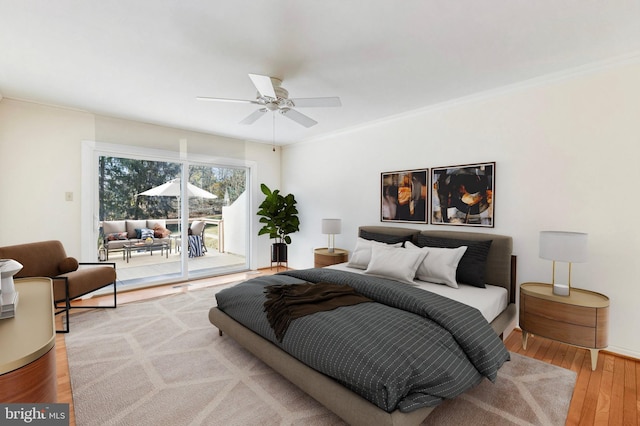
[
  {"left": 89, "top": 143, "right": 249, "bottom": 290},
  {"left": 185, "top": 163, "right": 247, "bottom": 279}
]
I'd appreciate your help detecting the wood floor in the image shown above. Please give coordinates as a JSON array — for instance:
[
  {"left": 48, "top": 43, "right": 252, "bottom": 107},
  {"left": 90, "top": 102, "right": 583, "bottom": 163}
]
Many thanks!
[
  {"left": 505, "top": 331, "right": 639, "bottom": 426},
  {"left": 54, "top": 274, "right": 638, "bottom": 426}
]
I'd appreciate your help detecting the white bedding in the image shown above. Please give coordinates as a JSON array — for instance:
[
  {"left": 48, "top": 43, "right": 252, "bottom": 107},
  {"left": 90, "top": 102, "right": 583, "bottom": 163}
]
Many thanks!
[{"left": 326, "top": 263, "right": 508, "bottom": 323}]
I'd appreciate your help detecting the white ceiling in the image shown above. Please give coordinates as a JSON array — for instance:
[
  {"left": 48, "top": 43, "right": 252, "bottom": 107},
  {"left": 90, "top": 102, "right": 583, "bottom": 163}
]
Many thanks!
[{"left": 1, "top": 1, "right": 639, "bottom": 145}]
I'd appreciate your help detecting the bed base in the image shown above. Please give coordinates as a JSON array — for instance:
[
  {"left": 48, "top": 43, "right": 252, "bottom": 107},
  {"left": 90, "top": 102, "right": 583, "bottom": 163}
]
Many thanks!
[
  {"left": 209, "top": 307, "right": 435, "bottom": 426},
  {"left": 211, "top": 304, "right": 516, "bottom": 426}
]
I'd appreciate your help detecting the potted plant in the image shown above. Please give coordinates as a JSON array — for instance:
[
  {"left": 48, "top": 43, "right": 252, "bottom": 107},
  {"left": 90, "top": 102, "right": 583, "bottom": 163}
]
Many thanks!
[{"left": 256, "top": 183, "right": 300, "bottom": 264}]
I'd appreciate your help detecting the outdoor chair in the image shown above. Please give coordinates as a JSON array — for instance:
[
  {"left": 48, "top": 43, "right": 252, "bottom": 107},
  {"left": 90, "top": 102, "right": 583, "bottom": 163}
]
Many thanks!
[
  {"left": 0, "top": 240, "right": 117, "bottom": 333},
  {"left": 176, "top": 220, "right": 207, "bottom": 256}
]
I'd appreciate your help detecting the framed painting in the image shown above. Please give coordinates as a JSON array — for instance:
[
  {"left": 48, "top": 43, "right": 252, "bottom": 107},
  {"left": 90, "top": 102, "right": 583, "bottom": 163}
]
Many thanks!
[
  {"left": 431, "top": 162, "right": 495, "bottom": 227},
  {"left": 381, "top": 169, "right": 428, "bottom": 223}
]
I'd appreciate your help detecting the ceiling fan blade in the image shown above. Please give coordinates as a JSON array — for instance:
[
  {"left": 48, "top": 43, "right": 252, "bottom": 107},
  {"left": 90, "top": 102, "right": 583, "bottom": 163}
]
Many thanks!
[
  {"left": 239, "top": 108, "right": 268, "bottom": 125},
  {"left": 291, "top": 97, "right": 342, "bottom": 108},
  {"left": 196, "top": 96, "right": 259, "bottom": 105},
  {"left": 248, "top": 74, "right": 277, "bottom": 99},
  {"left": 280, "top": 108, "right": 318, "bottom": 128}
]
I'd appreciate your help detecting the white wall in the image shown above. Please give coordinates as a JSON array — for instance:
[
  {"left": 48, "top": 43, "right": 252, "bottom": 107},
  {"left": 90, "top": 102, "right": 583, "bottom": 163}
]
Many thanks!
[
  {"left": 0, "top": 99, "right": 280, "bottom": 269},
  {"left": 222, "top": 190, "right": 247, "bottom": 256},
  {"left": 0, "top": 100, "right": 95, "bottom": 253},
  {"left": 281, "top": 59, "right": 640, "bottom": 358}
]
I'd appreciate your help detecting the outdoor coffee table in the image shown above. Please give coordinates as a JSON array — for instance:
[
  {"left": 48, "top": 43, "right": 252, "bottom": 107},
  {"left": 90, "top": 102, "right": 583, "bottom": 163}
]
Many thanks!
[{"left": 123, "top": 241, "right": 169, "bottom": 263}]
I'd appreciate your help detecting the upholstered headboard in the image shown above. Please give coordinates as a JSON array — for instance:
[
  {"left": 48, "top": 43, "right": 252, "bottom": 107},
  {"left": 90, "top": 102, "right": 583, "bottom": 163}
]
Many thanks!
[{"left": 358, "top": 226, "right": 516, "bottom": 303}]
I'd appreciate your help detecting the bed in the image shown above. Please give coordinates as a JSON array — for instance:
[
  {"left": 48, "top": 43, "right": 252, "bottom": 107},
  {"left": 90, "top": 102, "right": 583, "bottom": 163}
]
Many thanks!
[{"left": 209, "top": 226, "right": 517, "bottom": 426}]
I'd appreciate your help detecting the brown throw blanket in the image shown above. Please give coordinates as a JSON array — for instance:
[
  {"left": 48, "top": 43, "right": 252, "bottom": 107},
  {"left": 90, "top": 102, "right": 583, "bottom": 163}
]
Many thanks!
[{"left": 264, "top": 282, "right": 373, "bottom": 342}]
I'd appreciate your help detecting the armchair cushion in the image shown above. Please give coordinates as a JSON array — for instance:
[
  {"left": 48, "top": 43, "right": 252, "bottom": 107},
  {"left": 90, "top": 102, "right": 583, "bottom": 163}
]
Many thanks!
[
  {"left": 58, "top": 257, "right": 79, "bottom": 274},
  {"left": 55, "top": 265, "right": 116, "bottom": 302}
]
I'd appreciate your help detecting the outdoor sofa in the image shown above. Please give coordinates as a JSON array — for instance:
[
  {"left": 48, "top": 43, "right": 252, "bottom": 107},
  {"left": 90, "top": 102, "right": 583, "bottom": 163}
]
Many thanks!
[{"left": 102, "top": 219, "right": 172, "bottom": 260}]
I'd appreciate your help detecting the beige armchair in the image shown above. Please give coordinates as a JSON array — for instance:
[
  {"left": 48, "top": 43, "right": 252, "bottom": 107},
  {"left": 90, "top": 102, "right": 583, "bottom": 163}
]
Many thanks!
[{"left": 0, "top": 240, "right": 117, "bottom": 333}]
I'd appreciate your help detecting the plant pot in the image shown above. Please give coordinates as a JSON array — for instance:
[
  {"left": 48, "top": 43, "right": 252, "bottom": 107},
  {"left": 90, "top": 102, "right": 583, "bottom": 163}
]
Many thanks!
[{"left": 271, "top": 243, "right": 288, "bottom": 263}]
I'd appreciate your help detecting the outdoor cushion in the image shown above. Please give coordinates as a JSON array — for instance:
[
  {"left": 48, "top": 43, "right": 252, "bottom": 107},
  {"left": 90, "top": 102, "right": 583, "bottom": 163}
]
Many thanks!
[
  {"left": 153, "top": 224, "right": 171, "bottom": 238},
  {"left": 190, "top": 220, "right": 206, "bottom": 236},
  {"left": 126, "top": 220, "right": 147, "bottom": 239},
  {"left": 147, "top": 219, "right": 167, "bottom": 230},
  {"left": 103, "top": 220, "right": 126, "bottom": 235}
]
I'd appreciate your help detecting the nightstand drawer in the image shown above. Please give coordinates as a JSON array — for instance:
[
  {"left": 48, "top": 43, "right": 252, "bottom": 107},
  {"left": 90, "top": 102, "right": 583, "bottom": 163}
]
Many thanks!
[
  {"left": 315, "top": 257, "right": 345, "bottom": 268},
  {"left": 523, "top": 312, "right": 597, "bottom": 348},
  {"left": 525, "top": 296, "right": 596, "bottom": 327}
]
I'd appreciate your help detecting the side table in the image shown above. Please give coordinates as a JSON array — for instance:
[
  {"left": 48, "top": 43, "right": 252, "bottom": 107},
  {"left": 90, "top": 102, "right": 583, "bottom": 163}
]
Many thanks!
[
  {"left": 0, "top": 277, "right": 57, "bottom": 402},
  {"left": 314, "top": 248, "right": 348, "bottom": 268},
  {"left": 519, "top": 282, "right": 609, "bottom": 371}
]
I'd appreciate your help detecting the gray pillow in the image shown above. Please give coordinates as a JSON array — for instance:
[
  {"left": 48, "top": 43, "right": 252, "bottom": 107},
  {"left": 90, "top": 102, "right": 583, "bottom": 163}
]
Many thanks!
[
  {"left": 416, "top": 235, "right": 492, "bottom": 288},
  {"left": 359, "top": 230, "right": 414, "bottom": 245}
]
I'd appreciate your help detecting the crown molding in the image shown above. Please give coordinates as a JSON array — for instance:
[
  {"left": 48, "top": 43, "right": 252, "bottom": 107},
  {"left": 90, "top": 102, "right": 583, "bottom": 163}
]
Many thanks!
[{"left": 302, "top": 50, "right": 640, "bottom": 145}]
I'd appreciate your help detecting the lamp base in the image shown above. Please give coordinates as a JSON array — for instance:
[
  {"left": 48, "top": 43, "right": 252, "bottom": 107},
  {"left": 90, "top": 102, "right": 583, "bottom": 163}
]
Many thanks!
[{"left": 553, "top": 283, "right": 570, "bottom": 296}]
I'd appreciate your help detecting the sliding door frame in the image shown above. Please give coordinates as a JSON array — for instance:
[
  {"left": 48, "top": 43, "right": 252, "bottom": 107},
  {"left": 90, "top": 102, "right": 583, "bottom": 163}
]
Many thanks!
[{"left": 80, "top": 140, "right": 257, "bottom": 284}]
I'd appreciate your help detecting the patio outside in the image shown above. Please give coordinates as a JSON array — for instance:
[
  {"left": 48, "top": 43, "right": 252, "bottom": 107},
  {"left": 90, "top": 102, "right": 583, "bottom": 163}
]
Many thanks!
[
  {"left": 105, "top": 220, "right": 246, "bottom": 287},
  {"left": 98, "top": 156, "right": 248, "bottom": 288}
]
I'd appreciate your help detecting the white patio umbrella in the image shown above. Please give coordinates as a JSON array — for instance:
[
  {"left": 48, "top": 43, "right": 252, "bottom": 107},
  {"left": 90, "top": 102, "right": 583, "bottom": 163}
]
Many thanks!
[{"left": 137, "top": 178, "right": 217, "bottom": 199}]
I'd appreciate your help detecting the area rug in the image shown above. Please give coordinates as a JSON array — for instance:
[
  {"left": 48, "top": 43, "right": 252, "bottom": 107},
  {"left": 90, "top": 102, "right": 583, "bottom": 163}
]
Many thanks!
[{"left": 66, "top": 288, "right": 576, "bottom": 426}]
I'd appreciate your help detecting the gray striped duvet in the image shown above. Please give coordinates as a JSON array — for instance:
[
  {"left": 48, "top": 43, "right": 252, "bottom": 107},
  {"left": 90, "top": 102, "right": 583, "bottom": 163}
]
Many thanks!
[{"left": 215, "top": 268, "right": 510, "bottom": 413}]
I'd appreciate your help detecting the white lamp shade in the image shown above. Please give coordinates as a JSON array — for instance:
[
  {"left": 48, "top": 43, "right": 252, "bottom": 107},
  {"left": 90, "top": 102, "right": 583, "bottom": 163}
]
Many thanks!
[
  {"left": 0, "top": 259, "right": 23, "bottom": 294},
  {"left": 539, "top": 231, "right": 588, "bottom": 263},
  {"left": 322, "top": 219, "right": 342, "bottom": 235},
  {"left": 0, "top": 259, "right": 23, "bottom": 279}
]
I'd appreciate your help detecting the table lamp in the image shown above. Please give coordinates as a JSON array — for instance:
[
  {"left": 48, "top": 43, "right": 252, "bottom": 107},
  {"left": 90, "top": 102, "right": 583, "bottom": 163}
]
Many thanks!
[
  {"left": 539, "top": 231, "right": 588, "bottom": 296},
  {"left": 1, "top": 259, "right": 22, "bottom": 318},
  {"left": 322, "top": 219, "right": 342, "bottom": 253}
]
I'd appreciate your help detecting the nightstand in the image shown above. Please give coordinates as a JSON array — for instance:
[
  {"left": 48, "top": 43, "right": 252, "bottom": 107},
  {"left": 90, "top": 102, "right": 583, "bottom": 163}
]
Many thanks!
[
  {"left": 519, "top": 282, "right": 609, "bottom": 370},
  {"left": 314, "top": 248, "right": 348, "bottom": 268}
]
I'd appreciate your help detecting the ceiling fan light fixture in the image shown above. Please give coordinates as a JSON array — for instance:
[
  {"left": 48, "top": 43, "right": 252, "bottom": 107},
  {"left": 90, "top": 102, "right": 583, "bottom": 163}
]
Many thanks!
[{"left": 198, "top": 73, "right": 341, "bottom": 129}]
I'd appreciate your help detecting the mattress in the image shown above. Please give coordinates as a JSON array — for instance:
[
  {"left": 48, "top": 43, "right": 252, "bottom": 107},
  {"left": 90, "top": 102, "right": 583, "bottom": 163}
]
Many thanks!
[{"left": 327, "top": 262, "right": 508, "bottom": 323}]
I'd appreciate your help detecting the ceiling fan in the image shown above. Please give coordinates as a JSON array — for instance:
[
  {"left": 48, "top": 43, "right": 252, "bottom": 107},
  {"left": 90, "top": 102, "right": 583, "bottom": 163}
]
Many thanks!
[{"left": 197, "top": 74, "right": 341, "bottom": 128}]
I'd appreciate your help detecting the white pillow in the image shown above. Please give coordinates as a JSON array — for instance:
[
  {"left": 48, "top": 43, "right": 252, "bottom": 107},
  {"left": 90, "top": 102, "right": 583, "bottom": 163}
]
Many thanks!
[
  {"left": 405, "top": 241, "right": 467, "bottom": 288},
  {"left": 347, "top": 238, "right": 404, "bottom": 269},
  {"left": 364, "top": 244, "right": 428, "bottom": 284}
]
